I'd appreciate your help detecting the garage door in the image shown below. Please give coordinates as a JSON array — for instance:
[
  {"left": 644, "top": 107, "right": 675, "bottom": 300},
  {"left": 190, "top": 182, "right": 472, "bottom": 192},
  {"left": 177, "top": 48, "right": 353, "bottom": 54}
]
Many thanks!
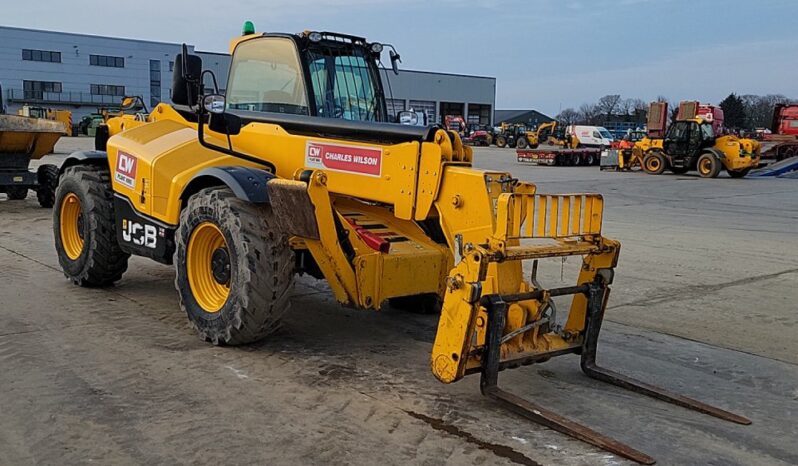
[{"left": 409, "top": 100, "right": 436, "bottom": 124}]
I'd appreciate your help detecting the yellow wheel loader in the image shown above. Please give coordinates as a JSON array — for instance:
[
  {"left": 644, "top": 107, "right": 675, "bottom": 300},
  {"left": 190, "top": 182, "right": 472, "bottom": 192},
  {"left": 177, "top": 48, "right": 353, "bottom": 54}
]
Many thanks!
[{"left": 52, "top": 25, "right": 749, "bottom": 463}]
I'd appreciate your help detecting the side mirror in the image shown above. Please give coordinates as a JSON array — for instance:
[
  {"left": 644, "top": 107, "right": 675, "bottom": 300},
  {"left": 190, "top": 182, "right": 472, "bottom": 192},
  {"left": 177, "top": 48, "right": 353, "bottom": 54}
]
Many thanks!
[
  {"left": 172, "top": 48, "right": 203, "bottom": 106},
  {"left": 389, "top": 50, "right": 401, "bottom": 75},
  {"left": 203, "top": 94, "right": 226, "bottom": 114},
  {"left": 397, "top": 110, "right": 418, "bottom": 126},
  {"left": 208, "top": 112, "right": 242, "bottom": 136}
]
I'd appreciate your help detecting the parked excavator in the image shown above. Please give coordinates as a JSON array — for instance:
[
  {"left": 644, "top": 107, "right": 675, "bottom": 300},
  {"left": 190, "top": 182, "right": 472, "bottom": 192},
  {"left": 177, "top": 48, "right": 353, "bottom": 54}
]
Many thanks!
[{"left": 52, "top": 24, "right": 749, "bottom": 464}]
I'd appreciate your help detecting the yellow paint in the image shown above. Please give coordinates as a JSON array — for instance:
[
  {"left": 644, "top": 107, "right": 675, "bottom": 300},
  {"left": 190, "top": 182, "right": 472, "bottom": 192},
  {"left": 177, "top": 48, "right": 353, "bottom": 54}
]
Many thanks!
[
  {"left": 186, "top": 222, "right": 229, "bottom": 312},
  {"left": 59, "top": 193, "right": 84, "bottom": 260}
]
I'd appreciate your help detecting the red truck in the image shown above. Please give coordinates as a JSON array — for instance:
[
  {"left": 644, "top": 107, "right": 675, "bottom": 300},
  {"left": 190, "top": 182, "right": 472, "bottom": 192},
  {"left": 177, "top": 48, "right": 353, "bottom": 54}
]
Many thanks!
[{"left": 760, "top": 104, "right": 798, "bottom": 160}]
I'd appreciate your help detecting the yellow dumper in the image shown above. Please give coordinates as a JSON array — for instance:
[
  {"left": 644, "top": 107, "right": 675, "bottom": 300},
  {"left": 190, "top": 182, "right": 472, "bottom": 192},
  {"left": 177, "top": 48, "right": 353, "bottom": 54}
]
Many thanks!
[{"left": 0, "top": 114, "right": 63, "bottom": 206}]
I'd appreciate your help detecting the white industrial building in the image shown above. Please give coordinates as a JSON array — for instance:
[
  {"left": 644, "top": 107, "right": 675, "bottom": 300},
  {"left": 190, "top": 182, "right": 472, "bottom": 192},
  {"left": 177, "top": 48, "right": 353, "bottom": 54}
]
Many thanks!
[{"left": 0, "top": 26, "right": 495, "bottom": 125}]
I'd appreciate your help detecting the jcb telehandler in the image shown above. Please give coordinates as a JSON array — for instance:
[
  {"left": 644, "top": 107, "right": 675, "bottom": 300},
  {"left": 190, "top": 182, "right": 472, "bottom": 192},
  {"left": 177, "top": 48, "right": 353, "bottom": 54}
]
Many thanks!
[
  {"left": 640, "top": 102, "right": 761, "bottom": 178},
  {"left": 53, "top": 25, "right": 749, "bottom": 464}
]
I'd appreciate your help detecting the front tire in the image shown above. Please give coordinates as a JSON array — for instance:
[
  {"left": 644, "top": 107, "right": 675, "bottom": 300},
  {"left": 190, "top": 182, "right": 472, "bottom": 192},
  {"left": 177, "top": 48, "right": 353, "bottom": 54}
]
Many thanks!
[
  {"left": 175, "top": 187, "right": 294, "bottom": 345},
  {"left": 516, "top": 137, "right": 528, "bottom": 149},
  {"left": 36, "top": 164, "right": 59, "bottom": 208},
  {"left": 54, "top": 165, "right": 130, "bottom": 286},
  {"left": 697, "top": 153, "right": 721, "bottom": 178},
  {"left": 495, "top": 136, "right": 507, "bottom": 148},
  {"left": 643, "top": 151, "right": 667, "bottom": 175}
]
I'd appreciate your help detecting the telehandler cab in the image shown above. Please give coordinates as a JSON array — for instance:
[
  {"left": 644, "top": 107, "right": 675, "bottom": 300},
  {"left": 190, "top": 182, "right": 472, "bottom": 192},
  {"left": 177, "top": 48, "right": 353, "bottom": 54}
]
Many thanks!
[{"left": 53, "top": 25, "right": 749, "bottom": 464}]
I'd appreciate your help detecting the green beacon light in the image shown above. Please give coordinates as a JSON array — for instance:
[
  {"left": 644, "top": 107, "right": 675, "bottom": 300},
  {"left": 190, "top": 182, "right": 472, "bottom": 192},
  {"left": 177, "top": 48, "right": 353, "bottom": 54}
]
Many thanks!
[{"left": 242, "top": 21, "right": 256, "bottom": 36}]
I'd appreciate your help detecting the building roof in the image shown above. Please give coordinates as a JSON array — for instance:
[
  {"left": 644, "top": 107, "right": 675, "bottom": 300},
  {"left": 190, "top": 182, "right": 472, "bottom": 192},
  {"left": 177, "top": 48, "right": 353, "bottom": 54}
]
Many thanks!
[{"left": 494, "top": 109, "right": 554, "bottom": 126}]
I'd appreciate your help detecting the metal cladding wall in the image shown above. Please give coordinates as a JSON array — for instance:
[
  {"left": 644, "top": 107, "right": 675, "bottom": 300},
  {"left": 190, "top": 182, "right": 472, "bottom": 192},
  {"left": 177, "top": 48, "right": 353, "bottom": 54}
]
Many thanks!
[
  {"left": 0, "top": 26, "right": 495, "bottom": 125},
  {"left": 0, "top": 26, "right": 189, "bottom": 119},
  {"left": 380, "top": 69, "right": 496, "bottom": 125}
]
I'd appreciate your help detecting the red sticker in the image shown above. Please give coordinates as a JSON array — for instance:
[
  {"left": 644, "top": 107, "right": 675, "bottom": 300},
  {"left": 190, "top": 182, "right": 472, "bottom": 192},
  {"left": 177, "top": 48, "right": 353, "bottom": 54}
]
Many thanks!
[
  {"left": 305, "top": 142, "right": 382, "bottom": 176},
  {"left": 115, "top": 151, "right": 138, "bottom": 189}
]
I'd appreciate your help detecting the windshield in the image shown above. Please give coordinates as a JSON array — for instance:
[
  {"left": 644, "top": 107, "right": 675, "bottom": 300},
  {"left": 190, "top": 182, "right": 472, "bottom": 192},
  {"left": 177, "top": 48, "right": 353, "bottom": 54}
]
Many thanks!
[
  {"left": 226, "top": 38, "right": 309, "bottom": 115},
  {"left": 599, "top": 129, "right": 613, "bottom": 139},
  {"left": 307, "top": 46, "right": 382, "bottom": 122}
]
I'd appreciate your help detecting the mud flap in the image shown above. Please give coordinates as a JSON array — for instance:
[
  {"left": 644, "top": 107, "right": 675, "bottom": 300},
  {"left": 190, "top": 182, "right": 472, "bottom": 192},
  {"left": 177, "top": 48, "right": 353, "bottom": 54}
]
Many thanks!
[{"left": 266, "top": 178, "right": 320, "bottom": 240}]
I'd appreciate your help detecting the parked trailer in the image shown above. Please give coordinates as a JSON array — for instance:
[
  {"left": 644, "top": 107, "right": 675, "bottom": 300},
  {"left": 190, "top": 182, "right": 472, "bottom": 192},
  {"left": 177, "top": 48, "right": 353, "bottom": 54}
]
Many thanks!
[
  {"left": 759, "top": 104, "right": 798, "bottom": 161},
  {"left": 517, "top": 148, "right": 602, "bottom": 166}
]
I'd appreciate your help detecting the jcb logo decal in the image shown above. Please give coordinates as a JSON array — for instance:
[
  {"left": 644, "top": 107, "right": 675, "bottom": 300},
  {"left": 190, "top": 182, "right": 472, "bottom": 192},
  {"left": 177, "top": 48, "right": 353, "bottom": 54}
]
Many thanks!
[
  {"left": 115, "top": 152, "right": 138, "bottom": 189},
  {"left": 121, "top": 219, "right": 157, "bottom": 249}
]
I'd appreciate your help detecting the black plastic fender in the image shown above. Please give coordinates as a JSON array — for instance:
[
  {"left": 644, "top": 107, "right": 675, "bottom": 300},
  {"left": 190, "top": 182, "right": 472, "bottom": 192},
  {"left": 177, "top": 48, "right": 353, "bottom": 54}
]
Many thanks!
[
  {"left": 59, "top": 150, "right": 108, "bottom": 174},
  {"left": 181, "top": 166, "right": 276, "bottom": 204},
  {"left": 705, "top": 148, "right": 726, "bottom": 160}
]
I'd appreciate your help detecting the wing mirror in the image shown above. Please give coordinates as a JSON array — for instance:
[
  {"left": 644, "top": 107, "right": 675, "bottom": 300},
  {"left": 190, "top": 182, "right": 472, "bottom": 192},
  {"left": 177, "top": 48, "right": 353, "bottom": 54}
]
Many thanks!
[
  {"left": 389, "top": 50, "right": 401, "bottom": 75},
  {"left": 203, "top": 94, "right": 226, "bottom": 114},
  {"left": 172, "top": 44, "right": 203, "bottom": 106},
  {"left": 203, "top": 95, "right": 241, "bottom": 135}
]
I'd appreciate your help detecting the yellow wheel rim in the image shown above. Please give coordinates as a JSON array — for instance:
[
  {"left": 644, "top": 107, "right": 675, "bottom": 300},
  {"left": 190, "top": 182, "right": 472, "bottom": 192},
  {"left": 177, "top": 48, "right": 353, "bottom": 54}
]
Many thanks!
[
  {"left": 187, "top": 222, "right": 230, "bottom": 313},
  {"left": 646, "top": 157, "right": 660, "bottom": 172},
  {"left": 60, "top": 193, "right": 84, "bottom": 260},
  {"left": 699, "top": 158, "right": 711, "bottom": 174}
]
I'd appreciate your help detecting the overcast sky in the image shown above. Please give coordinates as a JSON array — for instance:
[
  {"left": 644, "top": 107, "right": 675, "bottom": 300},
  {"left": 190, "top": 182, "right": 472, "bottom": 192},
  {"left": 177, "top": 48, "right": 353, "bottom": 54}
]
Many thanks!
[{"left": 3, "top": 0, "right": 795, "bottom": 116}]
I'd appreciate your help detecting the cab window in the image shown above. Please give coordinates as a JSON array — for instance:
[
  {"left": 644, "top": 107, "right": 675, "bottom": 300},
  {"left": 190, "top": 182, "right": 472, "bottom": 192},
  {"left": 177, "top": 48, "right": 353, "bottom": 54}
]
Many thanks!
[
  {"left": 226, "top": 38, "right": 309, "bottom": 115},
  {"left": 700, "top": 123, "right": 714, "bottom": 140},
  {"left": 670, "top": 122, "right": 689, "bottom": 140},
  {"left": 307, "top": 49, "right": 380, "bottom": 121}
]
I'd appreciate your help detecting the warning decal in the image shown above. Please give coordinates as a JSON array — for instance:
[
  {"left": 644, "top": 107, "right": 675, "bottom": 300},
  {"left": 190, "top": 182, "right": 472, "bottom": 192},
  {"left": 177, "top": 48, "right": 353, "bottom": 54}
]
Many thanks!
[
  {"left": 305, "top": 141, "right": 382, "bottom": 177},
  {"left": 115, "top": 151, "right": 138, "bottom": 189}
]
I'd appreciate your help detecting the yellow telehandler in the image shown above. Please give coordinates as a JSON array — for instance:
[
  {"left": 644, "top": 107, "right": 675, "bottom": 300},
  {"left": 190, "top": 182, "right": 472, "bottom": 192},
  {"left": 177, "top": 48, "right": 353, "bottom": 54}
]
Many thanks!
[{"left": 52, "top": 25, "right": 749, "bottom": 464}]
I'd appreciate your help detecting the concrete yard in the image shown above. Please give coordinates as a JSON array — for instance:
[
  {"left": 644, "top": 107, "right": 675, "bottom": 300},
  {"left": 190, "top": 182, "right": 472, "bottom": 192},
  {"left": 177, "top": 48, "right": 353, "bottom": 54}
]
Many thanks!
[{"left": 1, "top": 138, "right": 796, "bottom": 465}]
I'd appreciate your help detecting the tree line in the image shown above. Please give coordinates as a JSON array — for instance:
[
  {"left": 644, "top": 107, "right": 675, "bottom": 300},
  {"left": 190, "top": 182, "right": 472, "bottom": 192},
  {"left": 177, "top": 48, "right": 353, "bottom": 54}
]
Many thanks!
[{"left": 556, "top": 93, "right": 795, "bottom": 130}]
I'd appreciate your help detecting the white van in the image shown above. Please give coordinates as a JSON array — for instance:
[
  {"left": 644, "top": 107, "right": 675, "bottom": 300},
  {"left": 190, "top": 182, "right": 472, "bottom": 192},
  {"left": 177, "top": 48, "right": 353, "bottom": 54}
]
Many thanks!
[{"left": 567, "top": 125, "right": 614, "bottom": 148}]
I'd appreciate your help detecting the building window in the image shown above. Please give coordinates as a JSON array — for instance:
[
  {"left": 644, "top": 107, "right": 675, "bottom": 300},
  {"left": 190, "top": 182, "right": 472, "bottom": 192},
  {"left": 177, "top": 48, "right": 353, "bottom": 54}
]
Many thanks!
[
  {"left": 23, "top": 80, "right": 62, "bottom": 99},
  {"left": 91, "top": 84, "right": 125, "bottom": 96},
  {"left": 149, "top": 60, "right": 161, "bottom": 107},
  {"left": 168, "top": 61, "right": 174, "bottom": 72},
  {"left": 22, "top": 49, "right": 61, "bottom": 63},
  {"left": 90, "top": 54, "right": 125, "bottom": 68}
]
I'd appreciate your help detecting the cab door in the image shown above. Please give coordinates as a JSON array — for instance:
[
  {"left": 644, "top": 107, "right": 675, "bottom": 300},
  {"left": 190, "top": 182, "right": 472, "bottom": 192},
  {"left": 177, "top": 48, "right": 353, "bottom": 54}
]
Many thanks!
[{"left": 664, "top": 121, "right": 690, "bottom": 156}]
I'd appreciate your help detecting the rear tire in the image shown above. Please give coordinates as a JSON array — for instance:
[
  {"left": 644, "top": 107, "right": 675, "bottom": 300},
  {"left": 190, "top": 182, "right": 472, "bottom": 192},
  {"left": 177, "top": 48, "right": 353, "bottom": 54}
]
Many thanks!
[
  {"left": 643, "top": 151, "right": 667, "bottom": 175},
  {"left": 727, "top": 167, "right": 751, "bottom": 178},
  {"left": 175, "top": 187, "right": 294, "bottom": 345},
  {"left": 36, "top": 164, "right": 59, "bottom": 208},
  {"left": 496, "top": 136, "right": 507, "bottom": 148},
  {"left": 697, "top": 153, "right": 721, "bottom": 178},
  {"left": 6, "top": 186, "right": 28, "bottom": 200},
  {"left": 54, "top": 165, "right": 130, "bottom": 286}
]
